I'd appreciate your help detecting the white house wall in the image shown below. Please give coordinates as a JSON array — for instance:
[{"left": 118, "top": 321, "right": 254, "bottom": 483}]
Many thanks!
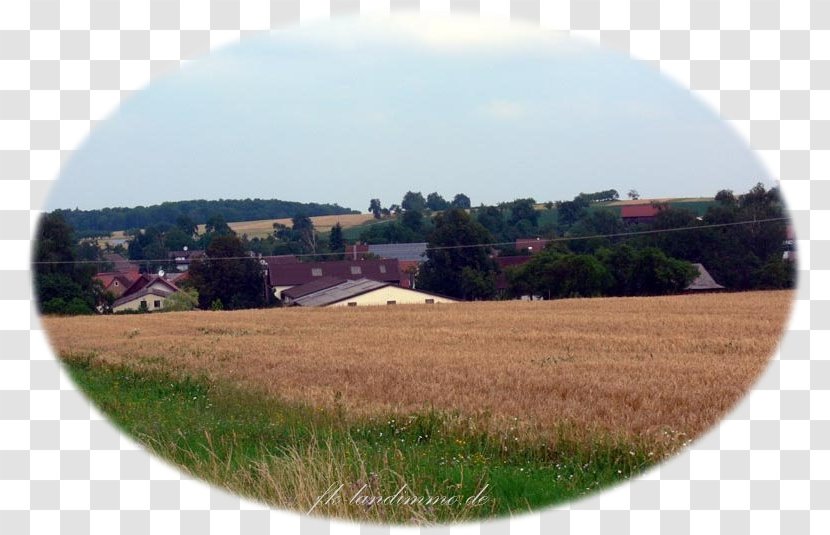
[{"left": 328, "top": 285, "right": 455, "bottom": 307}]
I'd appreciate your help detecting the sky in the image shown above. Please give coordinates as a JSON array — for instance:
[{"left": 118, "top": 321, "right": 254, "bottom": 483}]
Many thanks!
[{"left": 47, "top": 16, "right": 770, "bottom": 212}]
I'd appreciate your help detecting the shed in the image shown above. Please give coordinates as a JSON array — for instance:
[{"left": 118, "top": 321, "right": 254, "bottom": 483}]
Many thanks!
[{"left": 685, "top": 263, "right": 726, "bottom": 291}]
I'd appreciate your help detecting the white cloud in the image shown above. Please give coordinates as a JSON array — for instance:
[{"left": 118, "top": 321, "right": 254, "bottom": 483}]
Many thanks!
[
  {"left": 272, "top": 15, "right": 573, "bottom": 54},
  {"left": 481, "top": 99, "right": 529, "bottom": 120}
]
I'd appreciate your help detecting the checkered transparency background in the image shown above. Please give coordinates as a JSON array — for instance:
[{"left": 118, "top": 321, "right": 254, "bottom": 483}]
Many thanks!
[{"left": 0, "top": 0, "right": 827, "bottom": 533}]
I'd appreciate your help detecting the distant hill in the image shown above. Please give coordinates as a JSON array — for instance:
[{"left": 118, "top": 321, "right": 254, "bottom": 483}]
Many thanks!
[{"left": 54, "top": 198, "right": 360, "bottom": 235}]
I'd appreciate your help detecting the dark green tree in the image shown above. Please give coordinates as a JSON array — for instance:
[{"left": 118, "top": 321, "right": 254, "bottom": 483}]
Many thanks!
[
  {"left": 291, "top": 214, "right": 317, "bottom": 253},
  {"left": 33, "top": 212, "right": 98, "bottom": 314},
  {"left": 426, "top": 192, "right": 450, "bottom": 211},
  {"left": 368, "top": 198, "right": 382, "bottom": 219},
  {"left": 205, "top": 213, "right": 233, "bottom": 236},
  {"left": 556, "top": 196, "right": 590, "bottom": 229},
  {"left": 188, "top": 235, "right": 266, "bottom": 310},
  {"left": 401, "top": 191, "right": 427, "bottom": 212},
  {"left": 417, "top": 209, "right": 498, "bottom": 299},
  {"left": 175, "top": 214, "right": 197, "bottom": 237},
  {"left": 508, "top": 198, "right": 539, "bottom": 227},
  {"left": 329, "top": 222, "right": 345, "bottom": 255},
  {"left": 451, "top": 193, "right": 472, "bottom": 209}
]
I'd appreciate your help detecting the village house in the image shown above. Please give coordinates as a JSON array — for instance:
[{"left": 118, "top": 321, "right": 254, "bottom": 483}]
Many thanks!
[
  {"left": 94, "top": 271, "right": 142, "bottom": 298},
  {"left": 111, "top": 273, "right": 181, "bottom": 312}
]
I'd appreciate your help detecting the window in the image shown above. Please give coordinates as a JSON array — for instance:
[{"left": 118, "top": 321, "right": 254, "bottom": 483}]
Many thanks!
[
  {"left": 311, "top": 268, "right": 323, "bottom": 277},
  {"left": 425, "top": 298, "right": 434, "bottom": 304},
  {"left": 154, "top": 300, "right": 161, "bottom": 308},
  {"left": 387, "top": 300, "right": 396, "bottom": 305},
  {"left": 379, "top": 265, "right": 387, "bottom": 273},
  {"left": 347, "top": 302, "right": 357, "bottom": 307},
  {"left": 114, "top": 281, "right": 119, "bottom": 286},
  {"left": 350, "top": 266, "right": 362, "bottom": 275}
]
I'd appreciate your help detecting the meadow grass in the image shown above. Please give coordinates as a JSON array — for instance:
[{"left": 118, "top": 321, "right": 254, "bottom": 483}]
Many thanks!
[{"left": 65, "top": 354, "right": 657, "bottom": 524}]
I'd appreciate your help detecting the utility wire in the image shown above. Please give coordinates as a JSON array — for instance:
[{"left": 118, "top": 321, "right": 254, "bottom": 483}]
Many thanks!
[{"left": 31, "top": 216, "right": 790, "bottom": 265}]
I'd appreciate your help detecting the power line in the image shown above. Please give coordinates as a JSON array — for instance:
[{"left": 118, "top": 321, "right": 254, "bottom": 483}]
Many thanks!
[{"left": 31, "top": 216, "right": 790, "bottom": 265}]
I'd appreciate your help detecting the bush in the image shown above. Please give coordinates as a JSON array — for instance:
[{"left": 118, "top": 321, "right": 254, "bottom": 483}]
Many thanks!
[{"left": 163, "top": 288, "right": 200, "bottom": 312}]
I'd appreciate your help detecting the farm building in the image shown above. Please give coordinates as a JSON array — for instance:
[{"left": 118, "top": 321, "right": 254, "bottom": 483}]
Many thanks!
[
  {"left": 289, "top": 278, "right": 457, "bottom": 307},
  {"left": 620, "top": 204, "right": 666, "bottom": 224},
  {"left": 354, "top": 242, "right": 429, "bottom": 288},
  {"left": 264, "top": 257, "right": 402, "bottom": 300},
  {"left": 685, "top": 263, "right": 725, "bottom": 292},
  {"left": 111, "top": 274, "right": 180, "bottom": 312}
]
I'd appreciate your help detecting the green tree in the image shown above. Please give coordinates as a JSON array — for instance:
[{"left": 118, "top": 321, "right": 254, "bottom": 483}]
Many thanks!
[
  {"left": 508, "top": 198, "right": 539, "bottom": 227},
  {"left": 188, "top": 235, "right": 267, "bottom": 310},
  {"left": 426, "top": 192, "right": 450, "bottom": 211},
  {"left": 401, "top": 209, "right": 424, "bottom": 232},
  {"left": 205, "top": 213, "right": 233, "bottom": 236},
  {"left": 175, "top": 214, "right": 197, "bottom": 236},
  {"left": 509, "top": 250, "right": 611, "bottom": 299},
  {"left": 329, "top": 222, "right": 345, "bottom": 256},
  {"left": 401, "top": 191, "right": 427, "bottom": 212},
  {"left": 417, "top": 209, "right": 498, "bottom": 299},
  {"left": 476, "top": 206, "right": 505, "bottom": 238},
  {"left": 626, "top": 248, "right": 698, "bottom": 295},
  {"left": 368, "top": 198, "right": 382, "bottom": 219},
  {"left": 34, "top": 212, "right": 97, "bottom": 315},
  {"left": 556, "top": 196, "right": 590, "bottom": 229},
  {"left": 291, "top": 214, "right": 317, "bottom": 253},
  {"left": 451, "top": 193, "right": 472, "bottom": 209}
]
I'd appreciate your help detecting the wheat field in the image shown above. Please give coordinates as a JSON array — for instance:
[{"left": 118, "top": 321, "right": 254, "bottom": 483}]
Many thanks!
[
  {"left": 45, "top": 291, "right": 792, "bottom": 449},
  {"left": 193, "top": 213, "right": 379, "bottom": 238}
]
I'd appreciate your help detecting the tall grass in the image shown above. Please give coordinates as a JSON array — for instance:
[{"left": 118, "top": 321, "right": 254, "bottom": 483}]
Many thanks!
[{"left": 65, "top": 356, "right": 660, "bottom": 524}]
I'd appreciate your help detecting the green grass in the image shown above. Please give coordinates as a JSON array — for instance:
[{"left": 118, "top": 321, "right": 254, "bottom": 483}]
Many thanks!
[{"left": 64, "top": 353, "right": 658, "bottom": 523}]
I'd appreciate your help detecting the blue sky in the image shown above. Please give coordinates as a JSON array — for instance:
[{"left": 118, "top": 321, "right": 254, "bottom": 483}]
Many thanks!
[{"left": 48, "top": 17, "right": 769, "bottom": 212}]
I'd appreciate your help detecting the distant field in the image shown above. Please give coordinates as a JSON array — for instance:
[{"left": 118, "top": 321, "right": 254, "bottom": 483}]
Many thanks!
[
  {"left": 195, "top": 212, "right": 380, "bottom": 238},
  {"left": 48, "top": 291, "right": 791, "bottom": 521}
]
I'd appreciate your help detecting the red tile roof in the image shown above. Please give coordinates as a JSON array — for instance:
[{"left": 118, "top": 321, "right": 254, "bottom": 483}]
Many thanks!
[{"left": 620, "top": 204, "right": 664, "bottom": 219}]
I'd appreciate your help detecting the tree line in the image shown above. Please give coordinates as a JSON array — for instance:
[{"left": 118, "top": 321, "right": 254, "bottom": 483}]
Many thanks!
[
  {"left": 34, "top": 183, "right": 795, "bottom": 314},
  {"left": 413, "top": 183, "right": 794, "bottom": 300},
  {"left": 55, "top": 198, "right": 358, "bottom": 235}
]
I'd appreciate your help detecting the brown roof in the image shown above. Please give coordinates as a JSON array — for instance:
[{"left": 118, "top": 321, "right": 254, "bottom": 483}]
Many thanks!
[
  {"left": 103, "top": 252, "right": 139, "bottom": 273},
  {"left": 265, "top": 258, "right": 401, "bottom": 287},
  {"left": 621, "top": 204, "right": 664, "bottom": 219},
  {"left": 282, "top": 277, "right": 347, "bottom": 300},
  {"left": 112, "top": 275, "right": 179, "bottom": 307},
  {"left": 685, "top": 263, "right": 725, "bottom": 291}
]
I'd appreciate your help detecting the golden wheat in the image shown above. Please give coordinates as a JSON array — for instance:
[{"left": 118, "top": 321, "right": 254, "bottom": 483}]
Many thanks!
[{"left": 44, "top": 291, "right": 792, "bottom": 446}]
